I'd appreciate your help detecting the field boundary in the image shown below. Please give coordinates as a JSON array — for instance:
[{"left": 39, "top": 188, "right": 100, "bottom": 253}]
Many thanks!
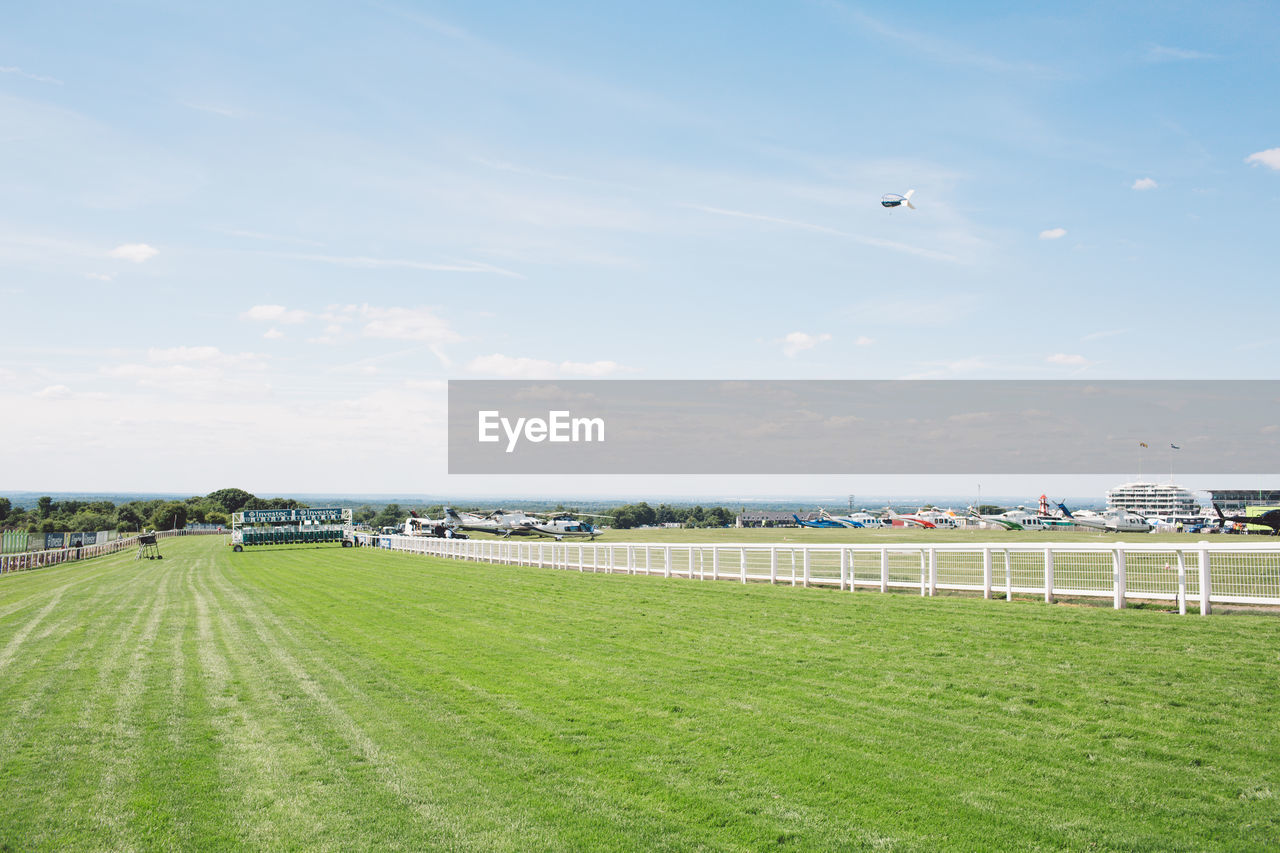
[
  {"left": 360, "top": 534, "right": 1280, "bottom": 615},
  {"left": 0, "top": 528, "right": 223, "bottom": 574}
]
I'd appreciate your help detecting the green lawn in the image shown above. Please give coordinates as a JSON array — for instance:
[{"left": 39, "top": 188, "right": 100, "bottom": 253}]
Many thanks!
[{"left": 1, "top": 536, "right": 1277, "bottom": 850}]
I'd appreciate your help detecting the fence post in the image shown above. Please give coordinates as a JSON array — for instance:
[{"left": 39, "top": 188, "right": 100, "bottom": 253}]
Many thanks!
[
  {"left": 627, "top": 545, "right": 635, "bottom": 575},
  {"left": 1005, "top": 550, "right": 1013, "bottom": 602},
  {"left": 919, "top": 550, "right": 927, "bottom": 596},
  {"left": 712, "top": 547, "right": 719, "bottom": 581},
  {"left": 1113, "top": 544, "right": 1126, "bottom": 610},
  {"left": 803, "top": 548, "right": 811, "bottom": 588},
  {"left": 740, "top": 548, "right": 747, "bottom": 584},
  {"left": 1176, "top": 552, "right": 1186, "bottom": 616},
  {"left": 928, "top": 548, "right": 937, "bottom": 597},
  {"left": 1198, "top": 541, "right": 1211, "bottom": 615},
  {"left": 1044, "top": 548, "right": 1054, "bottom": 604},
  {"left": 645, "top": 546, "right": 651, "bottom": 576},
  {"left": 840, "top": 549, "right": 848, "bottom": 591},
  {"left": 982, "top": 548, "right": 993, "bottom": 599},
  {"left": 878, "top": 549, "right": 888, "bottom": 593},
  {"left": 770, "top": 547, "right": 777, "bottom": 585}
]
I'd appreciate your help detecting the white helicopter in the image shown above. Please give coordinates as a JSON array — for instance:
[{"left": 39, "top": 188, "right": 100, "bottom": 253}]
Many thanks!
[
  {"left": 443, "top": 507, "right": 610, "bottom": 540},
  {"left": 442, "top": 507, "right": 538, "bottom": 536},
  {"left": 524, "top": 512, "right": 612, "bottom": 541},
  {"left": 880, "top": 190, "right": 916, "bottom": 210}
]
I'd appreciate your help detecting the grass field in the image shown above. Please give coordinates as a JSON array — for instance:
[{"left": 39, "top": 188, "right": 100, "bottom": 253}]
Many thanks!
[{"left": 1, "top": 537, "right": 1278, "bottom": 850}]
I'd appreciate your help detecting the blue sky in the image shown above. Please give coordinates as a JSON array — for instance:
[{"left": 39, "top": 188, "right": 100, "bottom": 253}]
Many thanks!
[{"left": 2, "top": 1, "right": 1278, "bottom": 497}]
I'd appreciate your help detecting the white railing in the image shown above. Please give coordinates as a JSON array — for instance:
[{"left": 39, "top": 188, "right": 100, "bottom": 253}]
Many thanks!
[
  {"left": 0, "top": 528, "right": 222, "bottom": 575},
  {"left": 362, "top": 535, "right": 1280, "bottom": 615}
]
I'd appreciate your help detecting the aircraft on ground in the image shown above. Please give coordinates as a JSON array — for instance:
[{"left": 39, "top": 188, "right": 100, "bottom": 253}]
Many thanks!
[
  {"left": 443, "top": 507, "right": 608, "bottom": 540},
  {"left": 1213, "top": 503, "right": 1280, "bottom": 535},
  {"left": 882, "top": 506, "right": 937, "bottom": 528},
  {"left": 793, "top": 511, "right": 853, "bottom": 528},
  {"left": 1056, "top": 502, "right": 1152, "bottom": 533},
  {"left": 442, "top": 507, "right": 538, "bottom": 536},
  {"left": 525, "top": 512, "right": 610, "bottom": 540}
]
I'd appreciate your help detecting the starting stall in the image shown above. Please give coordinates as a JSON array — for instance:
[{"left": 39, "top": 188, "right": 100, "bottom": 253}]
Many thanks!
[{"left": 230, "top": 507, "right": 354, "bottom": 551}]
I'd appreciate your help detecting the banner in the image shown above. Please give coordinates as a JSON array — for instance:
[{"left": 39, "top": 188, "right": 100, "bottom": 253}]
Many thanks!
[
  {"left": 241, "top": 508, "right": 347, "bottom": 524},
  {"left": 44, "top": 532, "right": 64, "bottom": 549}
]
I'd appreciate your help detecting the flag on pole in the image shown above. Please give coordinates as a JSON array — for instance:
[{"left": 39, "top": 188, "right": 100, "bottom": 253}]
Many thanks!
[
  {"left": 1170, "top": 444, "right": 1180, "bottom": 450},
  {"left": 1139, "top": 442, "right": 1148, "bottom": 448}
]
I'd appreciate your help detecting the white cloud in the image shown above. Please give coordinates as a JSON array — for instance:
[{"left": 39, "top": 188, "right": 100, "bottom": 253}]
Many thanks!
[
  {"left": 1245, "top": 148, "right": 1280, "bottom": 171},
  {"left": 34, "top": 384, "right": 71, "bottom": 399},
  {"left": 99, "top": 347, "right": 268, "bottom": 397},
  {"left": 85, "top": 272, "right": 114, "bottom": 282},
  {"left": 148, "top": 346, "right": 228, "bottom": 363},
  {"left": 854, "top": 336, "right": 874, "bottom": 346},
  {"left": 1131, "top": 177, "right": 1158, "bottom": 191},
  {"left": 1039, "top": 228, "right": 1067, "bottom": 240},
  {"left": 270, "top": 252, "right": 523, "bottom": 279},
  {"left": 780, "top": 331, "right": 832, "bottom": 358},
  {"left": 242, "top": 304, "right": 310, "bottom": 324},
  {"left": 263, "top": 328, "right": 285, "bottom": 340},
  {"left": 1146, "top": 45, "right": 1215, "bottom": 62},
  {"left": 467, "top": 354, "right": 625, "bottom": 378},
  {"left": 108, "top": 243, "right": 159, "bottom": 263},
  {"left": 687, "top": 204, "right": 960, "bottom": 263},
  {"left": 358, "top": 306, "right": 461, "bottom": 366},
  {"left": 0, "top": 66, "right": 62, "bottom": 84},
  {"left": 1046, "top": 353, "right": 1090, "bottom": 366}
]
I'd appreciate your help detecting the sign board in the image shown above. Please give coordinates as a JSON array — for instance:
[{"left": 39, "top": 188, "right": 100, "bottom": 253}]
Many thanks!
[{"left": 240, "top": 508, "right": 348, "bottom": 524}]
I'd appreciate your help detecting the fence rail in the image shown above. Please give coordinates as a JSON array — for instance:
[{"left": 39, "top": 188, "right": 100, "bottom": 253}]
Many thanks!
[
  {"left": 360, "top": 535, "right": 1280, "bottom": 615},
  {"left": 0, "top": 528, "right": 222, "bottom": 575}
]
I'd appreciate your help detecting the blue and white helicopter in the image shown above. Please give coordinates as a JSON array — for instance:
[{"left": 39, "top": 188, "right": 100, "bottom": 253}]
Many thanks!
[{"left": 880, "top": 189, "right": 916, "bottom": 210}]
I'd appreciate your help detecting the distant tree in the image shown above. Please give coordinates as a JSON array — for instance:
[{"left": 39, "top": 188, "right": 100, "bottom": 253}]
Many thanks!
[
  {"left": 68, "top": 511, "right": 113, "bottom": 533},
  {"left": 704, "top": 507, "right": 734, "bottom": 527},
  {"left": 116, "top": 504, "right": 144, "bottom": 532},
  {"left": 372, "top": 504, "right": 404, "bottom": 529},
  {"left": 205, "top": 510, "right": 229, "bottom": 527},
  {"left": 0, "top": 497, "right": 9, "bottom": 522},
  {"left": 147, "top": 501, "right": 188, "bottom": 531},
  {"left": 36, "top": 496, "right": 53, "bottom": 518},
  {"left": 206, "top": 488, "right": 255, "bottom": 513}
]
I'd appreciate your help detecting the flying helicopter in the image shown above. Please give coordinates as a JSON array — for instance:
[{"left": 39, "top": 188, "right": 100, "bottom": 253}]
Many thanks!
[{"left": 880, "top": 190, "right": 916, "bottom": 210}]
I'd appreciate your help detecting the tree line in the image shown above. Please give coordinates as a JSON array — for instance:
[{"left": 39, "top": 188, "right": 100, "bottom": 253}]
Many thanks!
[
  {"left": 0, "top": 493, "right": 744, "bottom": 535},
  {"left": 0, "top": 488, "right": 307, "bottom": 534}
]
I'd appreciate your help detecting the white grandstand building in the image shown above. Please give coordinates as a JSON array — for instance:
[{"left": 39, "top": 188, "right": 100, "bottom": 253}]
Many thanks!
[{"left": 1106, "top": 482, "right": 1201, "bottom": 518}]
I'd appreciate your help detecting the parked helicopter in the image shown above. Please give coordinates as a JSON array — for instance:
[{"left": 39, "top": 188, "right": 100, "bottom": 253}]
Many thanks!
[
  {"left": 1213, "top": 503, "right": 1280, "bottom": 535},
  {"left": 442, "top": 506, "right": 609, "bottom": 540},
  {"left": 1056, "top": 502, "right": 1152, "bottom": 533},
  {"left": 525, "top": 512, "right": 611, "bottom": 540}
]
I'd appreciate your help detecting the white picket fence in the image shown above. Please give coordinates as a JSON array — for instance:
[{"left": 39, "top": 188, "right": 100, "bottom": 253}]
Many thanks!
[
  {"left": 363, "top": 535, "right": 1280, "bottom": 615},
  {"left": 0, "top": 528, "right": 222, "bottom": 574}
]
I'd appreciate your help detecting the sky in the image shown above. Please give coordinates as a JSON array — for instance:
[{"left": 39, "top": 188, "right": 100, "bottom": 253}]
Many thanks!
[{"left": 2, "top": 1, "right": 1278, "bottom": 499}]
